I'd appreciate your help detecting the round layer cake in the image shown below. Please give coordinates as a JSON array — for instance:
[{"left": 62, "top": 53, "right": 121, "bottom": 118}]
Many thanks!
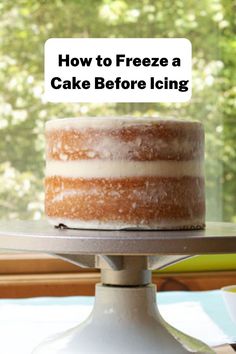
[{"left": 45, "top": 117, "right": 205, "bottom": 230}]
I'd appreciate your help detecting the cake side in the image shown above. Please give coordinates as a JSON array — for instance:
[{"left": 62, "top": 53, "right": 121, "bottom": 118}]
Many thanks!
[{"left": 45, "top": 117, "right": 205, "bottom": 230}]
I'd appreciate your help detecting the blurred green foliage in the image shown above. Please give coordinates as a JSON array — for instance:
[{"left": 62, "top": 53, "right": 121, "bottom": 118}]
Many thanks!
[{"left": 0, "top": 0, "right": 235, "bottom": 221}]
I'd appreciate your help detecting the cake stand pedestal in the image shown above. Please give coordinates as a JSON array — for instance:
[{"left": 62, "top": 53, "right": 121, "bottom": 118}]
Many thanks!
[{"left": 0, "top": 221, "right": 236, "bottom": 354}]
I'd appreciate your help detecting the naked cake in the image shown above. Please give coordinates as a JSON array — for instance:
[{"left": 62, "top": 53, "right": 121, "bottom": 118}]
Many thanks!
[{"left": 45, "top": 117, "right": 205, "bottom": 230}]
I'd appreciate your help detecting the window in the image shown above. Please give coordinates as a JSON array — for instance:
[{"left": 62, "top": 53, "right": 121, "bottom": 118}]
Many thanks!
[{"left": 1, "top": 1, "right": 234, "bottom": 223}]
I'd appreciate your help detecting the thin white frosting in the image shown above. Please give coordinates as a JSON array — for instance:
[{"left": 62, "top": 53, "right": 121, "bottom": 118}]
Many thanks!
[
  {"left": 47, "top": 217, "right": 204, "bottom": 230},
  {"left": 45, "top": 160, "right": 204, "bottom": 178},
  {"left": 46, "top": 117, "right": 202, "bottom": 131}
]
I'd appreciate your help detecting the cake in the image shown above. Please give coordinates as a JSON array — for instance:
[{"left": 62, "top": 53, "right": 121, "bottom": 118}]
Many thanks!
[{"left": 45, "top": 117, "right": 205, "bottom": 230}]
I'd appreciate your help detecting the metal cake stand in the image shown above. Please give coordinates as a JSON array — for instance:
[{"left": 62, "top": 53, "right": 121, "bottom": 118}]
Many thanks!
[{"left": 0, "top": 220, "right": 236, "bottom": 354}]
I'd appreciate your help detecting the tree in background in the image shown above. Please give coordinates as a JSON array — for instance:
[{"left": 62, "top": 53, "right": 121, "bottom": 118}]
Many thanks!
[{"left": 0, "top": 0, "right": 235, "bottom": 221}]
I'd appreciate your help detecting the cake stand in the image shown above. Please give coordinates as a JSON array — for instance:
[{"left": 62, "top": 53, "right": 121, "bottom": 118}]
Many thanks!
[{"left": 0, "top": 221, "right": 236, "bottom": 354}]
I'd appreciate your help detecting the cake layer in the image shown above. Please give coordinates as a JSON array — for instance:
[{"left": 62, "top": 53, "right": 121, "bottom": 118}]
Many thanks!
[
  {"left": 46, "top": 118, "right": 204, "bottom": 161},
  {"left": 46, "top": 160, "right": 204, "bottom": 178},
  {"left": 45, "top": 176, "right": 205, "bottom": 229}
]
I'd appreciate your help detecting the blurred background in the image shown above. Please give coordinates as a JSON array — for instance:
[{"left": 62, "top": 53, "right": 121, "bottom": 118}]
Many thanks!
[{"left": 0, "top": 0, "right": 235, "bottom": 222}]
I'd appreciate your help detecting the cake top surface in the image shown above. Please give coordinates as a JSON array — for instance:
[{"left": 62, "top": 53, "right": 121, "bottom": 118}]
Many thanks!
[{"left": 46, "top": 117, "right": 203, "bottom": 131}]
